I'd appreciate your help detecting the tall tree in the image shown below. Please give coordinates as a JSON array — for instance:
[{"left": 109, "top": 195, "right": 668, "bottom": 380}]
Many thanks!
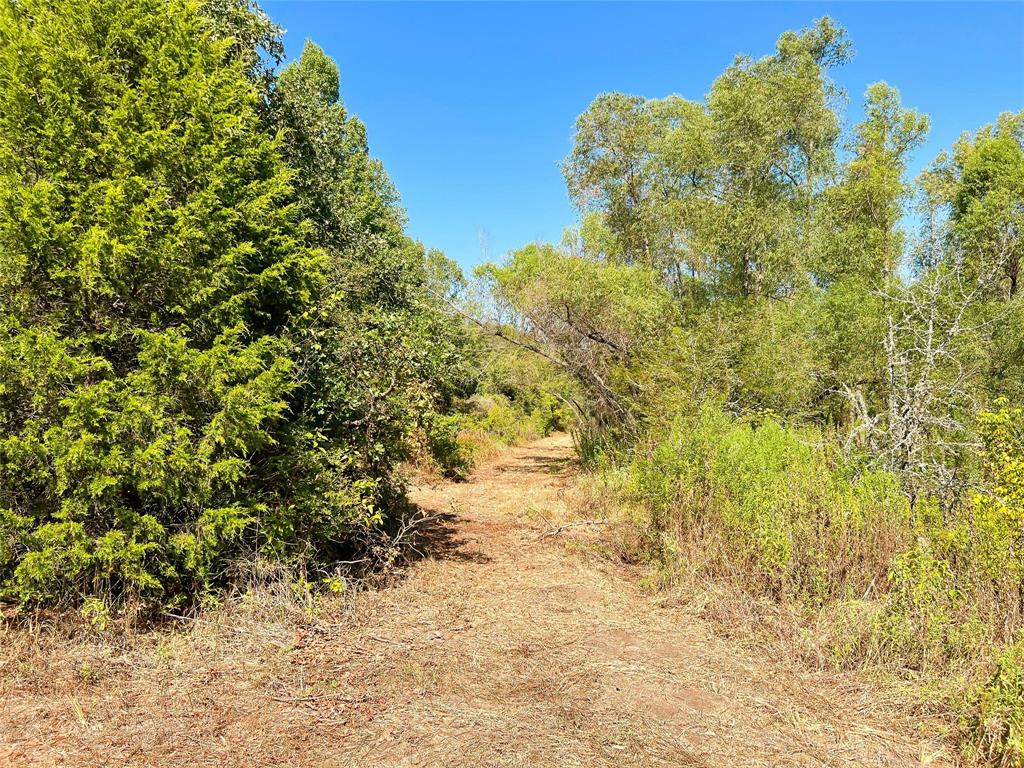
[
  {"left": 814, "top": 84, "right": 928, "bottom": 424},
  {"left": 0, "top": 0, "right": 345, "bottom": 607},
  {"left": 703, "top": 17, "right": 850, "bottom": 297},
  {"left": 817, "top": 83, "right": 929, "bottom": 286},
  {"left": 563, "top": 18, "right": 852, "bottom": 300},
  {"left": 271, "top": 42, "right": 475, "bottom": 480},
  {"left": 939, "top": 111, "right": 1024, "bottom": 298}
]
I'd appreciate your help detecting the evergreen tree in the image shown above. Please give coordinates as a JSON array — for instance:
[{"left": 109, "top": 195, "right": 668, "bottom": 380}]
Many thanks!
[
  {"left": 272, "top": 42, "right": 475, "bottom": 484},
  {"left": 0, "top": 0, "right": 320, "bottom": 606}
]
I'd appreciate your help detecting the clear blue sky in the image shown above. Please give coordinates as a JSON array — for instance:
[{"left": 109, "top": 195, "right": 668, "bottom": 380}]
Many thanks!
[{"left": 263, "top": 1, "right": 1024, "bottom": 270}]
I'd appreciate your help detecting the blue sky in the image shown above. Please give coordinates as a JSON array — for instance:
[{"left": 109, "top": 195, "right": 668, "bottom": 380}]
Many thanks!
[{"left": 263, "top": 1, "right": 1024, "bottom": 270}]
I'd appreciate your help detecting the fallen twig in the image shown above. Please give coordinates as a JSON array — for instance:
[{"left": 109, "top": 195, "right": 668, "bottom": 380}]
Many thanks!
[{"left": 538, "top": 520, "right": 607, "bottom": 540}]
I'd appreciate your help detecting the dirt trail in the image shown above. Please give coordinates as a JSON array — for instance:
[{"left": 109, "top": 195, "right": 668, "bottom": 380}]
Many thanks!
[{"left": 1, "top": 434, "right": 949, "bottom": 767}]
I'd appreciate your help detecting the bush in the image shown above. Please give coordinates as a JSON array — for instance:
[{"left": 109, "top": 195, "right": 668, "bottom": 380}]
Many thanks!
[
  {"left": 605, "top": 400, "right": 1024, "bottom": 764},
  {"left": 0, "top": 0, "right": 455, "bottom": 611},
  {"left": 0, "top": 0, "right": 325, "bottom": 608},
  {"left": 626, "top": 406, "right": 913, "bottom": 605},
  {"left": 421, "top": 412, "right": 473, "bottom": 478},
  {"left": 966, "top": 639, "right": 1024, "bottom": 767},
  {"left": 872, "top": 401, "right": 1023, "bottom": 672}
]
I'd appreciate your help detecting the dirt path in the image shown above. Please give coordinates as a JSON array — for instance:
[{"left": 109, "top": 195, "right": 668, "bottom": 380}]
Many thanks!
[
  {"left": 1, "top": 434, "right": 949, "bottom": 767},
  {"left": 332, "top": 433, "right": 949, "bottom": 768}
]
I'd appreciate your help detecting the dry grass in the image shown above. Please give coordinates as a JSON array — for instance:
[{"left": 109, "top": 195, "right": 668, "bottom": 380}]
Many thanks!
[{"left": 2, "top": 435, "right": 954, "bottom": 767}]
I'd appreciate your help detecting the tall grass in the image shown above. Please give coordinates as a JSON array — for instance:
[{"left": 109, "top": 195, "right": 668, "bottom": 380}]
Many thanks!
[
  {"left": 627, "top": 408, "right": 913, "bottom": 605},
  {"left": 604, "top": 403, "right": 1023, "bottom": 765}
]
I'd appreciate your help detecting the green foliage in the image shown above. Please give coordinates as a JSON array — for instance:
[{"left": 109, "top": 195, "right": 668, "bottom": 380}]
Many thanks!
[
  {"left": 481, "top": 242, "right": 673, "bottom": 434},
  {"left": 0, "top": 0, "right": 319, "bottom": 606},
  {"left": 473, "top": 393, "right": 563, "bottom": 445},
  {"left": 614, "top": 400, "right": 1024, "bottom": 763},
  {"left": 563, "top": 18, "right": 855, "bottom": 299},
  {"left": 420, "top": 412, "right": 473, "bottom": 478},
  {"left": 483, "top": 15, "right": 1021, "bottom": 764},
  {"left": 927, "top": 111, "right": 1024, "bottom": 298},
  {"left": 627, "top": 407, "right": 912, "bottom": 604},
  {"left": 1, "top": 5, "right": 1020, "bottom": 760},
  {"left": 871, "top": 400, "right": 1024, "bottom": 672},
  {"left": 966, "top": 639, "right": 1024, "bottom": 767},
  {"left": 499, "top": 18, "right": 956, "bottom": 449},
  {"left": 272, "top": 42, "right": 478, "bottom": 489},
  {"left": 0, "top": 0, "right": 474, "bottom": 610},
  {"left": 816, "top": 83, "right": 929, "bottom": 286},
  {"left": 436, "top": 341, "right": 570, "bottom": 477}
]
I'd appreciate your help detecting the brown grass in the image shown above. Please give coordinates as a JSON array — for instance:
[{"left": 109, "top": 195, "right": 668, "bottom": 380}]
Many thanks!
[{"left": 1, "top": 435, "right": 953, "bottom": 767}]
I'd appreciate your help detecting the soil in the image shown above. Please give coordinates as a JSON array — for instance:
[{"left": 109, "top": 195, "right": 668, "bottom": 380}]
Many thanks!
[{"left": 0, "top": 434, "right": 951, "bottom": 767}]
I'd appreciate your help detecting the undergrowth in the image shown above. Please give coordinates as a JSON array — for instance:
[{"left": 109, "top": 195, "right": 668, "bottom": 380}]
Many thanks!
[
  {"left": 412, "top": 388, "right": 568, "bottom": 480},
  {"left": 580, "top": 401, "right": 1024, "bottom": 766}
]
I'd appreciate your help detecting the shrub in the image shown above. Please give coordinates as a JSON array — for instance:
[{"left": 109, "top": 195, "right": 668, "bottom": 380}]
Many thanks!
[
  {"left": 423, "top": 412, "right": 473, "bottom": 478},
  {"left": 608, "top": 400, "right": 1024, "bottom": 764},
  {"left": 966, "top": 639, "right": 1024, "bottom": 767},
  {"left": 626, "top": 406, "right": 913, "bottom": 605},
  {"left": 872, "top": 400, "right": 1024, "bottom": 671},
  {"left": 0, "top": 0, "right": 428, "bottom": 610}
]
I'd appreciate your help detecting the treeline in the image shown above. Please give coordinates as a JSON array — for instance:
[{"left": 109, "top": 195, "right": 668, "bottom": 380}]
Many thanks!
[
  {"left": 482, "top": 19, "right": 1023, "bottom": 765},
  {"left": 0, "top": 0, "right": 502, "bottom": 611}
]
